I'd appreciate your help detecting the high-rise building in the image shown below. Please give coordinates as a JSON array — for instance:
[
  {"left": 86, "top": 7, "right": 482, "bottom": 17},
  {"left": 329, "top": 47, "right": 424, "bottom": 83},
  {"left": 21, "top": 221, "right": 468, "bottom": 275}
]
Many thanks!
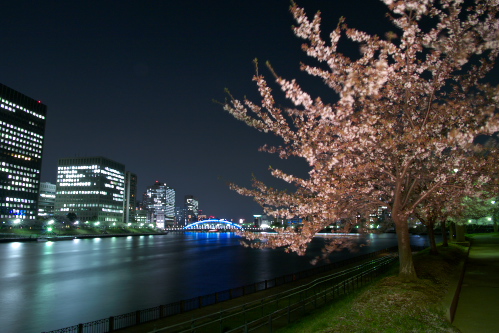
[
  {"left": 185, "top": 195, "right": 199, "bottom": 222},
  {"left": 0, "top": 83, "right": 47, "bottom": 221},
  {"left": 38, "top": 182, "right": 56, "bottom": 217},
  {"left": 175, "top": 195, "right": 200, "bottom": 226},
  {"left": 54, "top": 156, "right": 125, "bottom": 225},
  {"left": 143, "top": 181, "right": 175, "bottom": 229},
  {"left": 124, "top": 171, "right": 137, "bottom": 224}
]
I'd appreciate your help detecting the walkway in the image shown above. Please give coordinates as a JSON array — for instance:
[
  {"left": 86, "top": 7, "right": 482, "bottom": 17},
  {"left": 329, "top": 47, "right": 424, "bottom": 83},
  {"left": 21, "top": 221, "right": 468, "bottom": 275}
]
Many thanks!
[{"left": 453, "top": 234, "right": 499, "bottom": 333}]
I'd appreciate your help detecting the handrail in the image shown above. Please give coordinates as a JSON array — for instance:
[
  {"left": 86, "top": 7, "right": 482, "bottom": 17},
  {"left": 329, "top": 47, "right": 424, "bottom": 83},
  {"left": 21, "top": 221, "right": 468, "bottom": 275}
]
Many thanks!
[
  {"left": 43, "top": 246, "right": 426, "bottom": 333},
  {"left": 148, "top": 256, "right": 396, "bottom": 333}
]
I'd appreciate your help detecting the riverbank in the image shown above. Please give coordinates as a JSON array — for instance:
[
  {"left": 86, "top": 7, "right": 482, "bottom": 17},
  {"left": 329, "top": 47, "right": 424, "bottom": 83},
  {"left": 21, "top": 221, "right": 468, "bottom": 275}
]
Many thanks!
[
  {"left": 279, "top": 234, "right": 499, "bottom": 333},
  {"left": 0, "top": 227, "right": 167, "bottom": 242}
]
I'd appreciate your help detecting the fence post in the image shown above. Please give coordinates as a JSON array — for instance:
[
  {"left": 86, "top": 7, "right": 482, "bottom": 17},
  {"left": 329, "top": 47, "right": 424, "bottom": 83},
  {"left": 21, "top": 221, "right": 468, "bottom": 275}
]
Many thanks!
[
  {"left": 135, "top": 310, "right": 141, "bottom": 324},
  {"left": 109, "top": 316, "right": 114, "bottom": 332},
  {"left": 160, "top": 304, "right": 165, "bottom": 318},
  {"left": 78, "top": 323, "right": 83, "bottom": 333}
]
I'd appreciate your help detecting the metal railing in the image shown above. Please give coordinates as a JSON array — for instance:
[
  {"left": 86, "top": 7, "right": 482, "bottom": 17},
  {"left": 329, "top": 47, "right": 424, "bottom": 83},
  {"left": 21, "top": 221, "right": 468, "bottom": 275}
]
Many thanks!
[
  {"left": 151, "top": 255, "right": 398, "bottom": 332},
  {"left": 43, "top": 246, "right": 425, "bottom": 333}
]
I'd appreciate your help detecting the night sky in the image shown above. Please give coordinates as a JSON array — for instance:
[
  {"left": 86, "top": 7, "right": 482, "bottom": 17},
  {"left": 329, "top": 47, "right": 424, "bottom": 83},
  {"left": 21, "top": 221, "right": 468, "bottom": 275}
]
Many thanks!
[{"left": 0, "top": 1, "right": 424, "bottom": 221}]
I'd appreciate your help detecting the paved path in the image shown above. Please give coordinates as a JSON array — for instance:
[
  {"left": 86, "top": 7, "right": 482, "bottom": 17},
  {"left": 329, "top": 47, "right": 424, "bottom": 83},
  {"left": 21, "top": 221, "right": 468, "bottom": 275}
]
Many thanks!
[{"left": 453, "top": 234, "right": 499, "bottom": 333}]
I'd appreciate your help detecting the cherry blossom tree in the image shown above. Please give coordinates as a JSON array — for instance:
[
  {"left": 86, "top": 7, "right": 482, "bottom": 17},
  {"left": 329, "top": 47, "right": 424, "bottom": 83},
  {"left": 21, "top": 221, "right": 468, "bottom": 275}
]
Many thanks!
[{"left": 223, "top": 0, "right": 499, "bottom": 281}]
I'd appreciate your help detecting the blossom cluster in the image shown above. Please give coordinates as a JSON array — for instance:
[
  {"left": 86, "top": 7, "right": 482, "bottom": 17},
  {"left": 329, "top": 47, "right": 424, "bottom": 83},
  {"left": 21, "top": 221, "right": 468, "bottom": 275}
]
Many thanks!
[{"left": 223, "top": 0, "right": 499, "bottom": 260}]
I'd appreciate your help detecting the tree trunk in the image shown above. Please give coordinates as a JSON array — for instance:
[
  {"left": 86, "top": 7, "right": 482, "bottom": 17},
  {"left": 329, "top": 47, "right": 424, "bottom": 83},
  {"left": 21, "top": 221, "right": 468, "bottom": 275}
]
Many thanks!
[
  {"left": 427, "top": 221, "right": 438, "bottom": 255},
  {"left": 456, "top": 223, "right": 466, "bottom": 242},
  {"left": 394, "top": 216, "right": 418, "bottom": 281},
  {"left": 441, "top": 220, "right": 448, "bottom": 247},
  {"left": 494, "top": 220, "right": 498, "bottom": 233}
]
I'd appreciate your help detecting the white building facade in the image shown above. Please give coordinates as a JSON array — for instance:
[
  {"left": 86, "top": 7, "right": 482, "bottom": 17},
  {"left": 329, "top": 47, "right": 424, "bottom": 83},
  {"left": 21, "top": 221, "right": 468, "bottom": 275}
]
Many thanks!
[
  {"left": 143, "top": 181, "right": 175, "bottom": 229},
  {"left": 54, "top": 156, "right": 125, "bottom": 225}
]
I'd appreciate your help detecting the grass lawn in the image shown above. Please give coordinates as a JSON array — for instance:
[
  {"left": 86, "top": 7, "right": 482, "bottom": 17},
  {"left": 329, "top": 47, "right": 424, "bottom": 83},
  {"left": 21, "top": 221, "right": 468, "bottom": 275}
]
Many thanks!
[{"left": 277, "top": 243, "right": 467, "bottom": 333}]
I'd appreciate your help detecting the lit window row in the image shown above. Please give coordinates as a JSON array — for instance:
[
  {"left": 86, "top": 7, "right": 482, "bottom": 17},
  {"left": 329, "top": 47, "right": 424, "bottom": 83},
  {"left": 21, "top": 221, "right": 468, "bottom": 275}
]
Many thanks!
[
  {"left": 1, "top": 203, "right": 33, "bottom": 208},
  {"left": 0, "top": 98, "right": 46, "bottom": 119},
  {"left": 58, "top": 174, "right": 86, "bottom": 178},
  {"left": 1, "top": 127, "right": 44, "bottom": 147},
  {"left": 5, "top": 197, "right": 35, "bottom": 203},
  {"left": 0, "top": 185, "right": 38, "bottom": 192},
  {"left": 7, "top": 175, "right": 35, "bottom": 183},
  {"left": 7, "top": 181, "right": 36, "bottom": 187},
  {"left": 58, "top": 182, "right": 92, "bottom": 187},
  {"left": 1, "top": 161, "right": 40, "bottom": 174},
  {"left": 58, "top": 165, "right": 99, "bottom": 170},
  {"left": 0, "top": 144, "right": 40, "bottom": 159},
  {"left": 0, "top": 215, "right": 36, "bottom": 219},
  {"left": 102, "top": 208, "right": 123, "bottom": 213},
  {"left": 0, "top": 120, "right": 44, "bottom": 142},
  {"left": 57, "top": 190, "right": 107, "bottom": 195}
]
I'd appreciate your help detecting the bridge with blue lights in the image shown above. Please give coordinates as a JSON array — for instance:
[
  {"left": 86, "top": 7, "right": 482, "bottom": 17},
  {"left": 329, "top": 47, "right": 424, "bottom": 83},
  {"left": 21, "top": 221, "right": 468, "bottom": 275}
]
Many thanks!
[{"left": 184, "top": 219, "right": 244, "bottom": 230}]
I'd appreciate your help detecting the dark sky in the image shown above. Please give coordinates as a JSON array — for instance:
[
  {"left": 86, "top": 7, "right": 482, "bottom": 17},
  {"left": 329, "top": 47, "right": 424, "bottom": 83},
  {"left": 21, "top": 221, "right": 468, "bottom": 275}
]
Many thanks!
[{"left": 0, "top": 1, "right": 399, "bottom": 221}]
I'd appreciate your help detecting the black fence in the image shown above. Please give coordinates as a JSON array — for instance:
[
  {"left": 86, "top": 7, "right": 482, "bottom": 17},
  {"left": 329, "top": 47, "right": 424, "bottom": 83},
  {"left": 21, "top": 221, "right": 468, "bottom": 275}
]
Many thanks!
[
  {"left": 43, "top": 245, "right": 425, "bottom": 333},
  {"left": 152, "top": 255, "right": 399, "bottom": 332}
]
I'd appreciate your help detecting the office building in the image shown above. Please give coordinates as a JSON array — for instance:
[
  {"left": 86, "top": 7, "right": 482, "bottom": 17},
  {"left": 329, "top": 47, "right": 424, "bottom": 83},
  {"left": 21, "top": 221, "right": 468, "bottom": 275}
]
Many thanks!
[
  {"left": 54, "top": 156, "right": 125, "bottom": 224},
  {"left": 143, "top": 181, "right": 175, "bottom": 228},
  {"left": 185, "top": 195, "right": 199, "bottom": 222},
  {"left": 38, "top": 182, "right": 56, "bottom": 217},
  {"left": 124, "top": 171, "right": 137, "bottom": 224},
  {"left": 175, "top": 196, "right": 200, "bottom": 226},
  {"left": 0, "top": 83, "right": 47, "bottom": 221}
]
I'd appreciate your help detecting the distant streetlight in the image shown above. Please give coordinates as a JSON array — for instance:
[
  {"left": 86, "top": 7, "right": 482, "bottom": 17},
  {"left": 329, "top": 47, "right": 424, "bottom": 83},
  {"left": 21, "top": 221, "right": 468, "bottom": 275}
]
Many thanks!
[
  {"left": 13, "top": 219, "right": 21, "bottom": 224},
  {"left": 48, "top": 220, "right": 54, "bottom": 225}
]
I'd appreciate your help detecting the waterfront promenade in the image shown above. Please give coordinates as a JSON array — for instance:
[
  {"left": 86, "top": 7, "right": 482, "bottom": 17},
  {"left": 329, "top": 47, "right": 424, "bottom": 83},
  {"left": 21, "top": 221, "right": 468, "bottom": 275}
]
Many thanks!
[
  {"left": 453, "top": 234, "right": 499, "bottom": 333},
  {"left": 112, "top": 234, "right": 499, "bottom": 333}
]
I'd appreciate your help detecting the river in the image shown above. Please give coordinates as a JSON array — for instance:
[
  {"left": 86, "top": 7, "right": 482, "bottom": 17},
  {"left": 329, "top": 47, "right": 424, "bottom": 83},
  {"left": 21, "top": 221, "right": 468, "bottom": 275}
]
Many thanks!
[{"left": 0, "top": 232, "right": 432, "bottom": 332}]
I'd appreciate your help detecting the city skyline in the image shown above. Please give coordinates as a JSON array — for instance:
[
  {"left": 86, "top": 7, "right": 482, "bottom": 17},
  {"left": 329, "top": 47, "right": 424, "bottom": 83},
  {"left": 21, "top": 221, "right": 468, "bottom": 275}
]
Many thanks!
[{"left": 2, "top": 1, "right": 497, "bottom": 221}]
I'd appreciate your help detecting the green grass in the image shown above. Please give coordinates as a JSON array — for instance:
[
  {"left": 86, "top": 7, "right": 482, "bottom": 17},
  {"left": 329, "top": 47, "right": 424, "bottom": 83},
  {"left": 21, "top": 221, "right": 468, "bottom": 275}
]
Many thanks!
[
  {"left": 277, "top": 243, "right": 467, "bottom": 333},
  {"left": 466, "top": 232, "right": 499, "bottom": 239}
]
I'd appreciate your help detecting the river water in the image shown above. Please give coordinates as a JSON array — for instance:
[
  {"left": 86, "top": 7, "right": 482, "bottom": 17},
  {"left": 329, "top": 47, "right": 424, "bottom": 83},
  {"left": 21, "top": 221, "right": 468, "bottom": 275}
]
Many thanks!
[{"left": 0, "top": 232, "right": 431, "bottom": 332}]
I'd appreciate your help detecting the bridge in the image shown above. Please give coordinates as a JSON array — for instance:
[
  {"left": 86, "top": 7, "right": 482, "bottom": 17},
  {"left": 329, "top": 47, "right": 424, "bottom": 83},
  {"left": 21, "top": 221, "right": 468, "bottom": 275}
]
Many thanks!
[{"left": 184, "top": 219, "right": 244, "bottom": 230}]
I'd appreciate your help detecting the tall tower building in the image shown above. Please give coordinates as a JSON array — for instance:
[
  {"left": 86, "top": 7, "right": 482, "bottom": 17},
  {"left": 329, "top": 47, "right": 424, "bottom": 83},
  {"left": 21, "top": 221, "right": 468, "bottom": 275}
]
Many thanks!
[
  {"left": 124, "top": 171, "right": 137, "bottom": 224},
  {"left": 185, "top": 195, "right": 199, "bottom": 223},
  {"left": 0, "top": 83, "right": 47, "bottom": 221},
  {"left": 54, "top": 156, "right": 125, "bottom": 225},
  {"left": 143, "top": 181, "right": 175, "bottom": 229}
]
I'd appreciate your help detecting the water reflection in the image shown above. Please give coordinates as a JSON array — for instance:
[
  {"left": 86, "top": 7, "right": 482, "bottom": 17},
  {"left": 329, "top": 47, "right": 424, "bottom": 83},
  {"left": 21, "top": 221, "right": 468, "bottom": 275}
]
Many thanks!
[{"left": 0, "top": 233, "right": 432, "bottom": 332}]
